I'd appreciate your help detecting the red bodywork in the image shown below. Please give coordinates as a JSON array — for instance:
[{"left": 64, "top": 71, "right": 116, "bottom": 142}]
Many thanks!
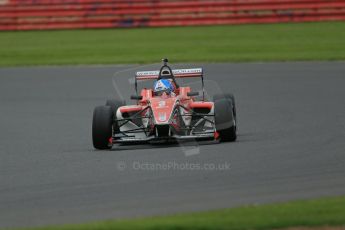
[
  {"left": 119, "top": 86, "right": 213, "bottom": 127},
  {"left": 113, "top": 66, "right": 217, "bottom": 143}
]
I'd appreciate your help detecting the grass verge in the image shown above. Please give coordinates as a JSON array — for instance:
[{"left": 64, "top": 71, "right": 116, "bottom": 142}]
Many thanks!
[
  {"left": 1, "top": 21, "right": 345, "bottom": 67},
  {"left": 20, "top": 196, "right": 345, "bottom": 230}
]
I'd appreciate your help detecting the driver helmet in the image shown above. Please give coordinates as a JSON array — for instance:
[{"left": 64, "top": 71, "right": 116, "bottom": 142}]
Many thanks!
[{"left": 154, "top": 79, "right": 174, "bottom": 95}]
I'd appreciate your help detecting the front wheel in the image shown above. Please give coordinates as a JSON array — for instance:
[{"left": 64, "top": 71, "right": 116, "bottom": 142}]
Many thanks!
[
  {"left": 92, "top": 106, "right": 113, "bottom": 150},
  {"left": 214, "top": 98, "right": 237, "bottom": 142}
]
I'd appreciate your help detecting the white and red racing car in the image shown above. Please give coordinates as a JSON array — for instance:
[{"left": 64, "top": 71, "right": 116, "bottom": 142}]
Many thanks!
[{"left": 92, "top": 59, "right": 237, "bottom": 149}]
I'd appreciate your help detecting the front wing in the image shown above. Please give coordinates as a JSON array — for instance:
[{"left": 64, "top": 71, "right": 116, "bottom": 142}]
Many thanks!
[{"left": 113, "top": 105, "right": 216, "bottom": 144}]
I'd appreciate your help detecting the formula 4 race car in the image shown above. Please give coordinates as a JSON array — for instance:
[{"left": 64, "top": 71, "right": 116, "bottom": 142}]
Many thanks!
[{"left": 92, "top": 59, "right": 237, "bottom": 150}]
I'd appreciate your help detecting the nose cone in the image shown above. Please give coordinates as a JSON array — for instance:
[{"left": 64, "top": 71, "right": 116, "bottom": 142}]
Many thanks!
[{"left": 150, "top": 97, "right": 177, "bottom": 124}]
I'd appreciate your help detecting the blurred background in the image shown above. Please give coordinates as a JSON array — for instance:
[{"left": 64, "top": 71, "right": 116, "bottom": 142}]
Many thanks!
[{"left": 1, "top": 0, "right": 345, "bottom": 30}]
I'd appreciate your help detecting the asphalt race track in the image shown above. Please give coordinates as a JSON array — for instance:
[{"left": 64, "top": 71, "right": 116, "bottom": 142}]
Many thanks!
[{"left": 1, "top": 62, "right": 345, "bottom": 228}]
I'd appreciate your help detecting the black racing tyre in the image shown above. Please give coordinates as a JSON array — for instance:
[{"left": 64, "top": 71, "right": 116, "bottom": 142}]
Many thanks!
[
  {"left": 92, "top": 106, "right": 113, "bottom": 150},
  {"left": 214, "top": 98, "right": 237, "bottom": 142},
  {"left": 213, "top": 93, "right": 236, "bottom": 121},
  {"left": 105, "top": 99, "right": 125, "bottom": 134},
  {"left": 105, "top": 99, "right": 125, "bottom": 113}
]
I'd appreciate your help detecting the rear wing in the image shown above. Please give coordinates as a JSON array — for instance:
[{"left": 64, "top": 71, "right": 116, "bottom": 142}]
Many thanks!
[
  {"left": 134, "top": 67, "right": 205, "bottom": 101},
  {"left": 135, "top": 68, "right": 203, "bottom": 80}
]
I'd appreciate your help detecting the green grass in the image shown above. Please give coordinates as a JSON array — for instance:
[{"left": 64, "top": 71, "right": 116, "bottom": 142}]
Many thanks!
[
  {"left": 19, "top": 196, "right": 345, "bottom": 230},
  {"left": 1, "top": 21, "right": 345, "bottom": 66}
]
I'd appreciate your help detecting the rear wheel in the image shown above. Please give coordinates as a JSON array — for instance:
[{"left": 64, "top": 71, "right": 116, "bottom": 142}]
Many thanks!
[
  {"left": 213, "top": 93, "right": 236, "bottom": 122},
  {"left": 92, "top": 106, "right": 113, "bottom": 150},
  {"left": 106, "top": 99, "right": 125, "bottom": 113},
  {"left": 105, "top": 99, "right": 125, "bottom": 134},
  {"left": 214, "top": 98, "right": 237, "bottom": 142}
]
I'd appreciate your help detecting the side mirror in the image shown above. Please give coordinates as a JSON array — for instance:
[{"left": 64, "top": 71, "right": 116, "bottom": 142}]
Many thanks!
[
  {"left": 187, "top": 92, "right": 199, "bottom": 97},
  {"left": 130, "top": 95, "right": 143, "bottom": 100}
]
